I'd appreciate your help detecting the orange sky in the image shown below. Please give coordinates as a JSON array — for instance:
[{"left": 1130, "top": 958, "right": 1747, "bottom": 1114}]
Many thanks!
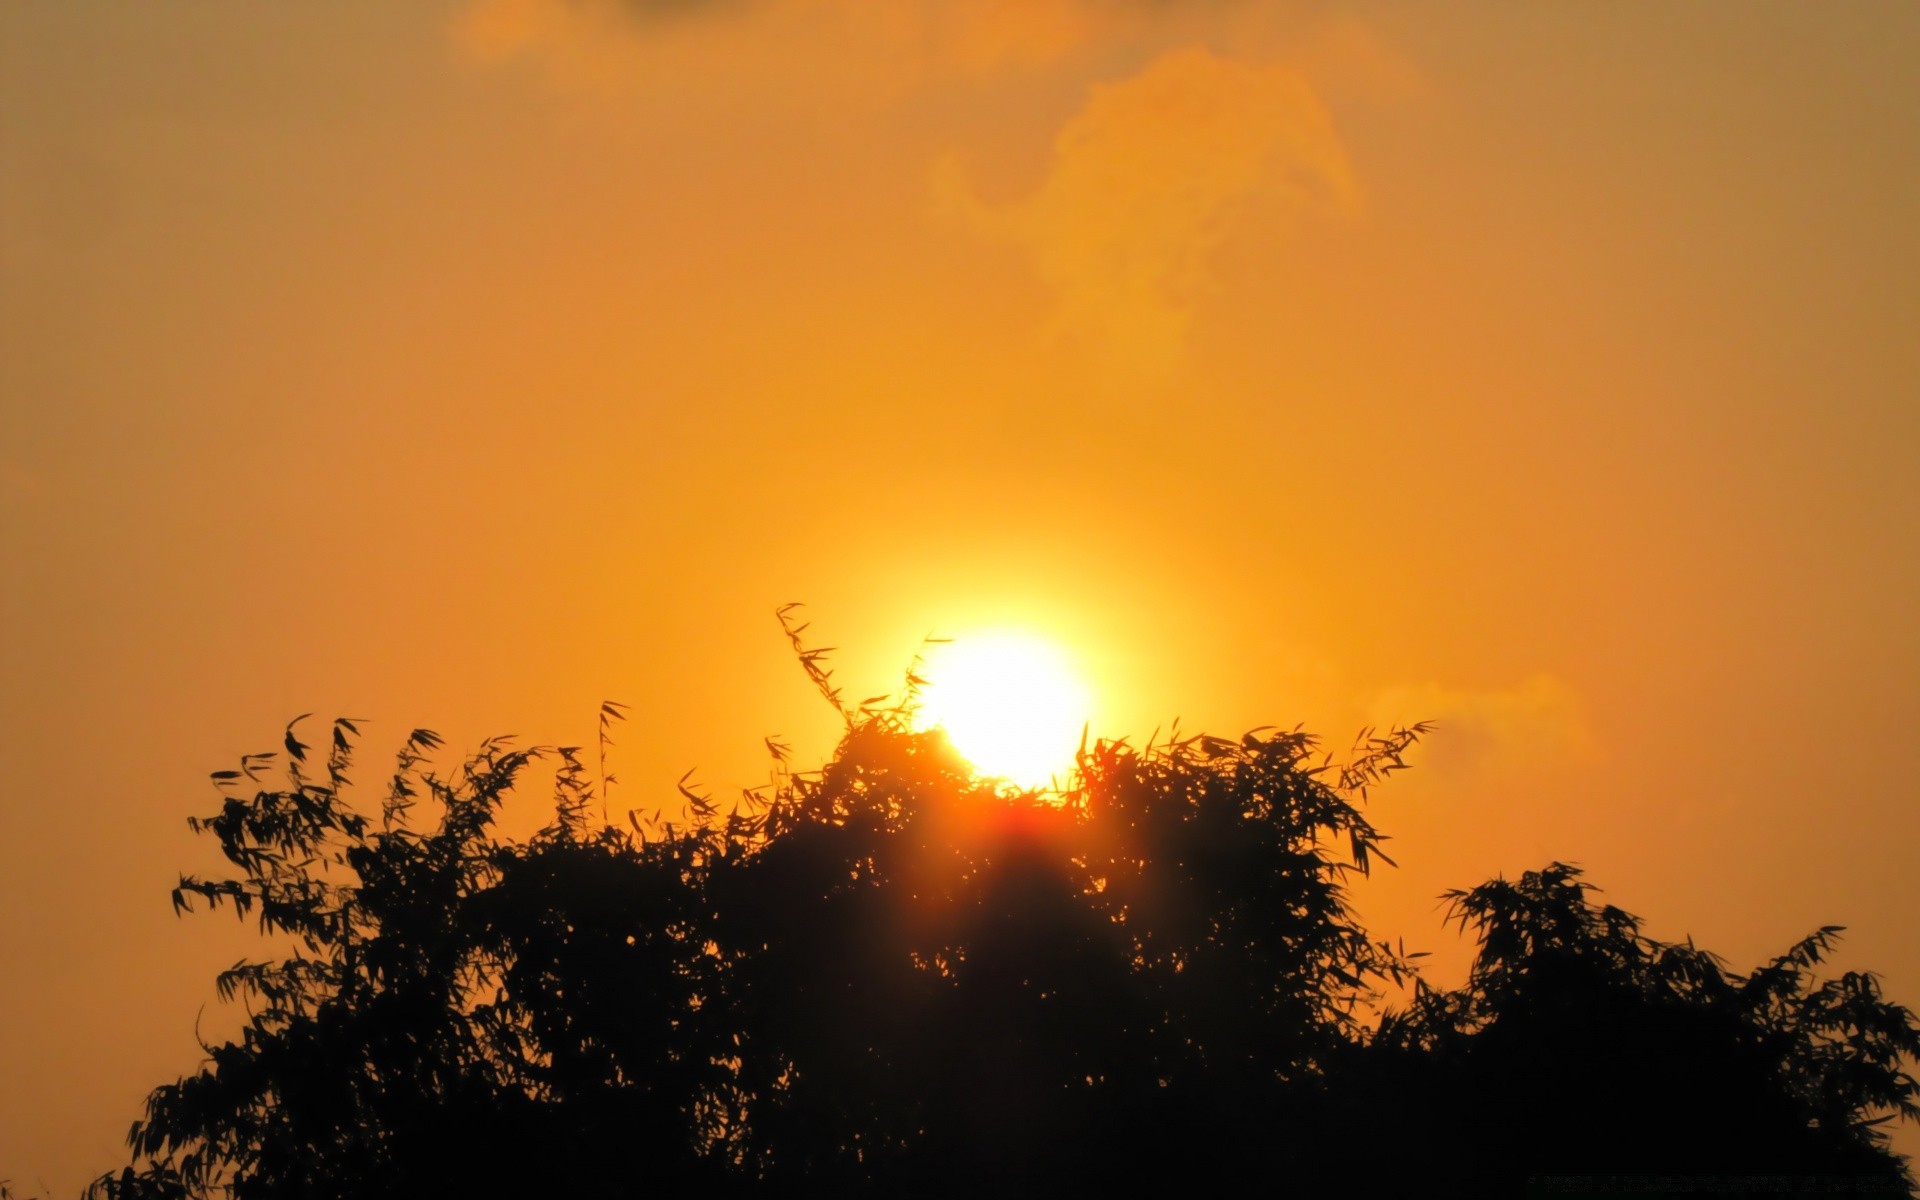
[{"left": 4, "top": 1, "right": 1918, "bottom": 1190}]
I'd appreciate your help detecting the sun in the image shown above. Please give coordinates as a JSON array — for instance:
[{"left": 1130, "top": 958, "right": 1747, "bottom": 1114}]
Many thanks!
[{"left": 916, "top": 632, "right": 1091, "bottom": 789}]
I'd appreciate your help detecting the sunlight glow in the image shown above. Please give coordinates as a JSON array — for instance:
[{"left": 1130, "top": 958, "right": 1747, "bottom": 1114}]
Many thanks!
[{"left": 916, "top": 632, "right": 1091, "bottom": 789}]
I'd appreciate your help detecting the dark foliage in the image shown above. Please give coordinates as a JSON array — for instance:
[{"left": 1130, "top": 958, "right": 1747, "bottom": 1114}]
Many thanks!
[
  {"left": 85, "top": 619, "right": 1920, "bottom": 1199},
  {"left": 1343, "top": 864, "right": 1920, "bottom": 1195}
]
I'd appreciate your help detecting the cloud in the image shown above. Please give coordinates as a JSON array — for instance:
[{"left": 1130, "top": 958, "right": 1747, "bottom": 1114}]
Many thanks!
[
  {"left": 1363, "top": 675, "right": 1599, "bottom": 783},
  {"left": 453, "top": 0, "right": 1145, "bottom": 90},
  {"left": 453, "top": 0, "right": 1418, "bottom": 99},
  {"left": 457, "top": 0, "right": 686, "bottom": 77},
  {"left": 450, "top": 3, "right": 1381, "bottom": 382},
  {"left": 935, "top": 45, "right": 1358, "bottom": 381},
  {"left": 923, "top": 0, "right": 1137, "bottom": 73}
]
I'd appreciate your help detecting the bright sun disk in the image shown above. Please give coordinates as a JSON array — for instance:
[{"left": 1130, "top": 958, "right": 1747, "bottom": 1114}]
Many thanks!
[{"left": 917, "top": 633, "right": 1090, "bottom": 789}]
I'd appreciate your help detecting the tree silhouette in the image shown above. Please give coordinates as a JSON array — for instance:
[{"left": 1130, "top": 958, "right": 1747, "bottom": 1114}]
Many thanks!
[
  {"left": 1345, "top": 864, "right": 1920, "bottom": 1196},
  {"left": 82, "top": 621, "right": 1920, "bottom": 1199}
]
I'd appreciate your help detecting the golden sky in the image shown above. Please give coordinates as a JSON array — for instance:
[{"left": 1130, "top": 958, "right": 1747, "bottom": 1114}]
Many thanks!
[{"left": 3, "top": 1, "right": 1918, "bottom": 1189}]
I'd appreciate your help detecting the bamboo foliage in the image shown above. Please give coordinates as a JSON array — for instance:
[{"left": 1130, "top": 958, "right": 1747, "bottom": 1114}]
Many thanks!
[{"left": 82, "top": 615, "right": 1920, "bottom": 1199}]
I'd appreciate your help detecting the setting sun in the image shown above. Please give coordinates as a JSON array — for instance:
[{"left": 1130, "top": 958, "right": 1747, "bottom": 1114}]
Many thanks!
[
  {"left": 916, "top": 632, "right": 1091, "bottom": 788},
  {"left": 8, "top": 3, "right": 1920, "bottom": 1191}
]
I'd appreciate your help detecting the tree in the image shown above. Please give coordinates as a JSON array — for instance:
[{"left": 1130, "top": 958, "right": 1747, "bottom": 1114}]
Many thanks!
[
  {"left": 1345, "top": 864, "right": 1920, "bottom": 1196},
  {"left": 84, "top": 618, "right": 1920, "bottom": 1198}
]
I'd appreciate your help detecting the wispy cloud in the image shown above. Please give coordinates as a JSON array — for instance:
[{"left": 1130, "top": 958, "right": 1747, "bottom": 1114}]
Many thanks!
[
  {"left": 454, "top": 0, "right": 1147, "bottom": 89},
  {"left": 451, "top": 3, "right": 1382, "bottom": 383},
  {"left": 936, "top": 45, "right": 1358, "bottom": 381},
  {"left": 1364, "top": 675, "right": 1600, "bottom": 783},
  {"left": 456, "top": 0, "right": 1420, "bottom": 90}
]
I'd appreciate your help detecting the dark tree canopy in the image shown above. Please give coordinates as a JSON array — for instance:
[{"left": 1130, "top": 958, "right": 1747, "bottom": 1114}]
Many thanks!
[
  {"left": 1359, "top": 864, "right": 1920, "bottom": 1194},
  {"left": 80, "top": 630, "right": 1920, "bottom": 1199}
]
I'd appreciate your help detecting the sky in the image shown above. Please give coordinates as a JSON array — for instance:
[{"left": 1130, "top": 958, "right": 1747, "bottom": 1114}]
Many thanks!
[{"left": 3, "top": 0, "right": 1918, "bottom": 1190}]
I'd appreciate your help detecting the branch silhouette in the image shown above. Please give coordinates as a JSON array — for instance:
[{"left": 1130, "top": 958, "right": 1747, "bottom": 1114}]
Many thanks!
[{"left": 80, "top": 622, "right": 1920, "bottom": 1199}]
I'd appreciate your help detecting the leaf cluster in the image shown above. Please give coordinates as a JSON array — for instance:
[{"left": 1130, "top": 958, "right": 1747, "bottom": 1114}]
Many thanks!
[
  {"left": 80, "top": 622, "right": 1920, "bottom": 1199},
  {"left": 1358, "top": 863, "right": 1920, "bottom": 1194}
]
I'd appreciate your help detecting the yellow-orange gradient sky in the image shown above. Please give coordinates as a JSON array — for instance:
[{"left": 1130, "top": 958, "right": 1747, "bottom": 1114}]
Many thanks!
[{"left": 3, "top": 1, "right": 1918, "bottom": 1189}]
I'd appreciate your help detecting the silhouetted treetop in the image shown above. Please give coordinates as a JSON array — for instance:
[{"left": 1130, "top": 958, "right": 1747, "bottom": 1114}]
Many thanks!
[
  {"left": 82, "top": 626, "right": 1919, "bottom": 1199},
  {"left": 1362, "top": 863, "right": 1920, "bottom": 1194}
]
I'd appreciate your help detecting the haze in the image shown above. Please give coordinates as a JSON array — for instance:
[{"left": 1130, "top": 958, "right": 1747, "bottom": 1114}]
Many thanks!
[{"left": 2, "top": 2, "right": 1917, "bottom": 1190}]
